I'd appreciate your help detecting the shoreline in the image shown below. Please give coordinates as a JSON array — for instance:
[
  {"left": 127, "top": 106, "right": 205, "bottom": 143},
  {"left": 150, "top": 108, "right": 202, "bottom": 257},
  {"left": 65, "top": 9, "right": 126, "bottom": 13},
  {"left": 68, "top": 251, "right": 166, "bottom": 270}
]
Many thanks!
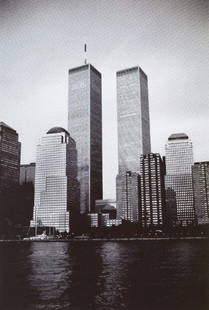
[{"left": 0, "top": 236, "right": 208, "bottom": 242}]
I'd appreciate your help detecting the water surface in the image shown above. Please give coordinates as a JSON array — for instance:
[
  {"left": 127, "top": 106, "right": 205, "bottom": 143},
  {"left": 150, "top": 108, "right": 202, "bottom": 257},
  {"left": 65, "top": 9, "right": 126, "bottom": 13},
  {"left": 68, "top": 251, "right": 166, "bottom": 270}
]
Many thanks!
[{"left": 0, "top": 240, "right": 209, "bottom": 310}]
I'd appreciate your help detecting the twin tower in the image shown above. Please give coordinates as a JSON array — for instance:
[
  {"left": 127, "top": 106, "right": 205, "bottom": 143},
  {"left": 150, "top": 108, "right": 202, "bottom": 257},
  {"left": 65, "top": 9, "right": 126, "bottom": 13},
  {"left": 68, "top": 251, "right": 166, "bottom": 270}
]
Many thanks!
[
  {"left": 31, "top": 64, "right": 150, "bottom": 232},
  {"left": 68, "top": 64, "right": 150, "bottom": 214}
]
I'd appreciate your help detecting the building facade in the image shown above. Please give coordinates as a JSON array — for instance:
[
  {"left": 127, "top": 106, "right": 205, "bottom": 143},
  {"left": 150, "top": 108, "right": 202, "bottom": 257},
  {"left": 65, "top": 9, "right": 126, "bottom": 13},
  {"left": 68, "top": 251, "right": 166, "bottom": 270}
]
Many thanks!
[
  {"left": 140, "top": 153, "right": 165, "bottom": 227},
  {"left": 19, "top": 162, "right": 36, "bottom": 185},
  {"left": 165, "top": 188, "right": 177, "bottom": 228},
  {"left": 68, "top": 64, "right": 103, "bottom": 214},
  {"left": 19, "top": 162, "right": 36, "bottom": 229},
  {"left": 192, "top": 162, "right": 209, "bottom": 225},
  {"left": 30, "top": 127, "right": 77, "bottom": 233},
  {"left": 165, "top": 133, "right": 195, "bottom": 226},
  {"left": 116, "top": 67, "right": 151, "bottom": 223},
  {"left": 0, "top": 122, "right": 21, "bottom": 195},
  {"left": 116, "top": 171, "right": 140, "bottom": 222},
  {"left": 117, "top": 66, "right": 151, "bottom": 173}
]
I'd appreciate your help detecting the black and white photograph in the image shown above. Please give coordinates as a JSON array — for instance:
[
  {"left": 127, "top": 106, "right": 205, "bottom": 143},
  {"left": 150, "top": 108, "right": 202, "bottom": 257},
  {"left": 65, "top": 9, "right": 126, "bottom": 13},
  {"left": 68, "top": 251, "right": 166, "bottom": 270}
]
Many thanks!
[{"left": 0, "top": 0, "right": 209, "bottom": 309}]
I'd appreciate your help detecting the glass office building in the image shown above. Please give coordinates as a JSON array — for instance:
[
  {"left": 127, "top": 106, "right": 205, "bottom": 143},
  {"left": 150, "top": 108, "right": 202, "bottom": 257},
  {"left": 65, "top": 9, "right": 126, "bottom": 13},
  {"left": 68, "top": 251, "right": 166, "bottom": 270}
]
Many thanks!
[
  {"left": 140, "top": 153, "right": 165, "bottom": 227},
  {"left": 116, "top": 67, "right": 150, "bottom": 222},
  {"left": 165, "top": 133, "right": 195, "bottom": 225},
  {"left": 192, "top": 162, "right": 209, "bottom": 225},
  {"left": 30, "top": 127, "right": 77, "bottom": 233},
  {"left": 116, "top": 171, "right": 140, "bottom": 222},
  {"left": 68, "top": 64, "right": 102, "bottom": 214},
  {"left": 117, "top": 66, "right": 151, "bottom": 173},
  {"left": 0, "top": 122, "right": 21, "bottom": 195}
]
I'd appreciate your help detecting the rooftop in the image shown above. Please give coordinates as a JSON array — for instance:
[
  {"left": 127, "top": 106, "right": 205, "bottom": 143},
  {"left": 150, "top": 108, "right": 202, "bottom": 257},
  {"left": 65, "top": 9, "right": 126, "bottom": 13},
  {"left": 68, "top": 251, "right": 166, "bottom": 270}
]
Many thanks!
[
  {"left": 168, "top": 133, "right": 189, "bottom": 141},
  {"left": 47, "top": 127, "right": 69, "bottom": 136},
  {"left": 68, "top": 63, "right": 101, "bottom": 77},
  {"left": 117, "top": 66, "right": 147, "bottom": 78},
  {"left": 0, "top": 121, "right": 16, "bottom": 131}
]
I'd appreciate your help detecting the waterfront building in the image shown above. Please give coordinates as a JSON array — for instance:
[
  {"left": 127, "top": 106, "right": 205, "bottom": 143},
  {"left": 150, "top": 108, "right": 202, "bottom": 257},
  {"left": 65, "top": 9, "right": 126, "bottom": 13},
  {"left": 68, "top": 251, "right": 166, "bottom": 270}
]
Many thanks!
[
  {"left": 99, "top": 213, "right": 122, "bottom": 227},
  {"left": 117, "top": 66, "right": 151, "bottom": 173},
  {"left": 116, "top": 171, "right": 140, "bottom": 222},
  {"left": 192, "top": 162, "right": 209, "bottom": 225},
  {"left": 100, "top": 213, "right": 110, "bottom": 227},
  {"left": 165, "top": 133, "right": 195, "bottom": 226},
  {"left": 87, "top": 213, "right": 99, "bottom": 227},
  {"left": 68, "top": 64, "right": 102, "bottom": 214},
  {"left": 0, "top": 122, "right": 21, "bottom": 235},
  {"left": 0, "top": 122, "right": 21, "bottom": 192},
  {"left": 106, "top": 218, "right": 122, "bottom": 227},
  {"left": 19, "top": 162, "right": 35, "bottom": 185},
  {"left": 140, "top": 153, "right": 165, "bottom": 227},
  {"left": 30, "top": 127, "right": 78, "bottom": 233}
]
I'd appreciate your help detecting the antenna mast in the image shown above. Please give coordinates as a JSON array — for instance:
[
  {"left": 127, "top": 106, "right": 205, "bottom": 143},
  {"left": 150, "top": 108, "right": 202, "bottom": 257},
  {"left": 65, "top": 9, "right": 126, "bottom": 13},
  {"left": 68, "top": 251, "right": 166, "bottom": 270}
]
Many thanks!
[{"left": 84, "top": 43, "right": 87, "bottom": 64}]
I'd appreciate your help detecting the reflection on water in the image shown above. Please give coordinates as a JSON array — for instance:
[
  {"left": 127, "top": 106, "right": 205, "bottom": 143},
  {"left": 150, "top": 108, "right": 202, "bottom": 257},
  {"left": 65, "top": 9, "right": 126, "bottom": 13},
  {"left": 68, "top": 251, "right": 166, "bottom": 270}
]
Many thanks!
[{"left": 0, "top": 240, "right": 209, "bottom": 310}]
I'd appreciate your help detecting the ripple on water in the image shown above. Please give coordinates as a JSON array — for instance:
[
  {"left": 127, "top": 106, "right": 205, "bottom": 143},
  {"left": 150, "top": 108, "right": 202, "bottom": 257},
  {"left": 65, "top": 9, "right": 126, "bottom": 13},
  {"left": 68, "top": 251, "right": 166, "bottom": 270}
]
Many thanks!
[{"left": 0, "top": 240, "right": 209, "bottom": 310}]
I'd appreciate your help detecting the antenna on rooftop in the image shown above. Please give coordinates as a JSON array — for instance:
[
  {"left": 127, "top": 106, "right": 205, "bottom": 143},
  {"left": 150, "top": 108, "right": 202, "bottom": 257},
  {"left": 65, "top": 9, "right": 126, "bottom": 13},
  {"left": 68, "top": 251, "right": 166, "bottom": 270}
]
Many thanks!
[{"left": 84, "top": 43, "right": 87, "bottom": 65}]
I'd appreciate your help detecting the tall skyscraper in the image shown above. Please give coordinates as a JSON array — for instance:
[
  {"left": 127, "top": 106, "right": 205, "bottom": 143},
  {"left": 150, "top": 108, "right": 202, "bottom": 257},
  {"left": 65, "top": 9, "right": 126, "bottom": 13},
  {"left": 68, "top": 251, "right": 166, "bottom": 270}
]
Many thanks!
[
  {"left": 140, "top": 153, "right": 165, "bottom": 227},
  {"left": 116, "top": 171, "right": 140, "bottom": 222},
  {"left": 0, "top": 122, "right": 21, "bottom": 236},
  {"left": 0, "top": 122, "right": 21, "bottom": 195},
  {"left": 117, "top": 66, "right": 151, "bottom": 173},
  {"left": 68, "top": 64, "right": 102, "bottom": 214},
  {"left": 165, "top": 133, "right": 195, "bottom": 226},
  {"left": 192, "top": 162, "right": 209, "bottom": 225},
  {"left": 116, "top": 66, "right": 151, "bottom": 222},
  {"left": 30, "top": 127, "right": 77, "bottom": 233}
]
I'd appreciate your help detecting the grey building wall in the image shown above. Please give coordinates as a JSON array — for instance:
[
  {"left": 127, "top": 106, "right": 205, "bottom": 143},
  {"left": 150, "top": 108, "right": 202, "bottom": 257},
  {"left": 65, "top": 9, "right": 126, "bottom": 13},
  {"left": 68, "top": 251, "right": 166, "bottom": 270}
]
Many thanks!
[{"left": 19, "top": 163, "right": 35, "bottom": 185}]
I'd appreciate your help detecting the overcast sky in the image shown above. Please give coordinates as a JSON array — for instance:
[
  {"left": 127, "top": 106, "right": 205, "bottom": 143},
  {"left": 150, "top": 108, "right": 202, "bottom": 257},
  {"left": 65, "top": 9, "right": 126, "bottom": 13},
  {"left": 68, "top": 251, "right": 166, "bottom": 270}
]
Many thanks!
[{"left": 1, "top": 0, "right": 209, "bottom": 199}]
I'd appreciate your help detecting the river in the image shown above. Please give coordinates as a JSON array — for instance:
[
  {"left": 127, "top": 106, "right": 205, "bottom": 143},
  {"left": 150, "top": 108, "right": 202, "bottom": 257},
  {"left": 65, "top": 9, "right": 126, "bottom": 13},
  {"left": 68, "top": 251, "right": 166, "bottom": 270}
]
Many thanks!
[{"left": 0, "top": 240, "right": 209, "bottom": 310}]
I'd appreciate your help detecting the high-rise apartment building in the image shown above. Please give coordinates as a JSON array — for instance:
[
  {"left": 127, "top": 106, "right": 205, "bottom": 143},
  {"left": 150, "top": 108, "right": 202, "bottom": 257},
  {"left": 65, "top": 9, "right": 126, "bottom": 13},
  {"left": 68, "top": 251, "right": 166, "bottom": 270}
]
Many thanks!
[
  {"left": 117, "top": 66, "right": 151, "bottom": 173},
  {"left": 30, "top": 127, "right": 77, "bottom": 233},
  {"left": 0, "top": 122, "right": 21, "bottom": 195},
  {"left": 68, "top": 64, "right": 102, "bottom": 214},
  {"left": 19, "top": 162, "right": 36, "bottom": 185},
  {"left": 165, "top": 133, "right": 195, "bottom": 226},
  {"left": 192, "top": 162, "right": 209, "bottom": 225},
  {"left": 116, "top": 171, "right": 140, "bottom": 222},
  {"left": 140, "top": 153, "right": 165, "bottom": 227}
]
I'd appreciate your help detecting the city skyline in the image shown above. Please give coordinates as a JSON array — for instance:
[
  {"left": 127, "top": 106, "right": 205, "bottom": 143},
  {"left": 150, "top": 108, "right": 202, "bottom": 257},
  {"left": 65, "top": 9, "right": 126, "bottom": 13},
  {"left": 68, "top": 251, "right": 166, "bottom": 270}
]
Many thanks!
[{"left": 1, "top": 0, "right": 209, "bottom": 199}]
